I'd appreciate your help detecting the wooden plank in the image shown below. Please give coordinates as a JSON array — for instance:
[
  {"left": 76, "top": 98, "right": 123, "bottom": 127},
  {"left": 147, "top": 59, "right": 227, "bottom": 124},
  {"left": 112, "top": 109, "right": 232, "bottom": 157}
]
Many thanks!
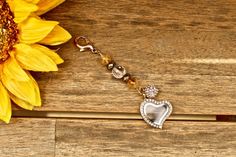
[
  {"left": 23, "top": 0, "right": 236, "bottom": 115},
  {"left": 46, "top": 0, "right": 236, "bottom": 31},
  {"left": 33, "top": 31, "right": 236, "bottom": 115},
  {"left": 0, "top": 118, "right": 55, "bottom": 157},
  {"left": 55, "top": 119, "right": 236, "bottom": 157}
]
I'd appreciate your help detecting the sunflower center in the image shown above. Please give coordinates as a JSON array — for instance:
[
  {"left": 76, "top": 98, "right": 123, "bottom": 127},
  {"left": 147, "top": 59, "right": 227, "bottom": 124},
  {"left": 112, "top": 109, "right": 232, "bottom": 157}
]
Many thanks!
[{"left": 0, "top": 0, "right": 18, "bottom": 63}]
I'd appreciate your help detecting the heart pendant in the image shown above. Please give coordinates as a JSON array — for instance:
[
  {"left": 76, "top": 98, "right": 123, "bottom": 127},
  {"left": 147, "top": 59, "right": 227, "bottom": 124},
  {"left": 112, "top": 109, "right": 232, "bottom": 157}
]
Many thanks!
[{"left": 140, "top": 99, "right": 172, "bottom": 129}]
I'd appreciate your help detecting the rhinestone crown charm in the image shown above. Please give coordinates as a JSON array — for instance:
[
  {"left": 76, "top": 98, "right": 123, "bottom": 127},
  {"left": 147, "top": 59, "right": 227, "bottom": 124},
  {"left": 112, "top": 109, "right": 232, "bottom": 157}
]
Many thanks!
[{"left": 143, "top": 85, "right": 159, "bottom": 98}]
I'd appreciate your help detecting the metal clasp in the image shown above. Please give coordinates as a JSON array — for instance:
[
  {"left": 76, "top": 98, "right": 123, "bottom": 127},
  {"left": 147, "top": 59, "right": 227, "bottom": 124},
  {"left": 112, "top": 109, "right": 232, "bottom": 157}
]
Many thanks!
[{"left": 74, "top": 36, "right": 98, "bottom": 53}]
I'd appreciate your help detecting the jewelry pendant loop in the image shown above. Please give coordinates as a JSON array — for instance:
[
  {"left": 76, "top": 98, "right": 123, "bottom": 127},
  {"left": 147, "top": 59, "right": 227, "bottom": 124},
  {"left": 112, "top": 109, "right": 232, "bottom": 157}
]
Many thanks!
[{"left": 74, "top": 36, "right": 99, "bottom": 54}]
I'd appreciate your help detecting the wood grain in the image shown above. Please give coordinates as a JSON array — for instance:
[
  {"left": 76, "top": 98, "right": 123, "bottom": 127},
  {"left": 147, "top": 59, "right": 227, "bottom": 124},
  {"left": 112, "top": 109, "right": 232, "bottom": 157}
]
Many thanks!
[
  {"left": 0, "top": 118, "right": 55, "bottom": 157},
  {"left": 1, "top": 1, "right": 236, "bottom": 157},
  {"left": 47, "top": 0, "right": 236, "bottom": 31},
  {"left": 26, "top": 0, "right": 236, "bottom": 115},
  {"left": 55, "top": 119, "right": 236, "bottom": 157},
  {"left": 1, "top": 118, "right": 235, "bottom": 156}
]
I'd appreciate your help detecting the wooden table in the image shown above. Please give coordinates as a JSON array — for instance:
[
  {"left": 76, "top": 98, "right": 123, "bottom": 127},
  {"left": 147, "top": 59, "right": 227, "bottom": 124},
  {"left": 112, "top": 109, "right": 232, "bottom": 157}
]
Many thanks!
[{"left": 1, "top": 0, "right": 236, "bottom": 156}]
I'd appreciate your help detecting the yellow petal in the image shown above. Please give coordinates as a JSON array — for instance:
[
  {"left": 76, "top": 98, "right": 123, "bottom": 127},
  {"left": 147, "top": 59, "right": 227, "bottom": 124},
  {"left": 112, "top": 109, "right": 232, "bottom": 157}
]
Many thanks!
[
  {"left": 26, "top": 72, "right": 41, "bottom": 107},
  {"left": 8, "top": 72, "right": 41, "bottom": 108},
  {"left": 31, "top": 44, "right": 64, "bottom": 64},
  {"left": 7, "top": 0, "right": 38, "bottom": 23},
  {"left": 14, "top": 43, "right": 58, "bottom": 72},
  {"left": 10, "top": 93, "right": 34, "bottom": 110},
  {"left": 0, "top": 82, "right": 12, "bottom": 123},
  {"left": 36, "top": 0, "right": 65, "bottom": 15},
  {"left": 3, "top": 55, "right": 30, "bottom": 81},
  {"left": 2, "top": 72, "right": 36, "bottom": 106},
  {"left": 24, "top": 0, "right": 40, "bottom": 4},
  {"left": 19, "top": 17, "right": 58, "bottom": 44},
  {"left": 39, "top": 25, "right": 71, "bottom": 46}
]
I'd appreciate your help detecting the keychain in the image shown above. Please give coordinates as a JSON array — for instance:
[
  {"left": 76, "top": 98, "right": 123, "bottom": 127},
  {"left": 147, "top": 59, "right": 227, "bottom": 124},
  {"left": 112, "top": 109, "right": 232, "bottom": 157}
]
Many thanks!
[{"left": 74, "top": 36, "right": 173, "bottom": 129}]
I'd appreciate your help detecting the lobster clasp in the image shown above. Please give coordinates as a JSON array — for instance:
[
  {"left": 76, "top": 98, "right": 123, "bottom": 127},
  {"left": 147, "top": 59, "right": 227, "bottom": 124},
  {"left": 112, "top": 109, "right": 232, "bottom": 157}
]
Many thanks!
[{"left": 74, "top": 36, "right": 96, "bottom": 53}]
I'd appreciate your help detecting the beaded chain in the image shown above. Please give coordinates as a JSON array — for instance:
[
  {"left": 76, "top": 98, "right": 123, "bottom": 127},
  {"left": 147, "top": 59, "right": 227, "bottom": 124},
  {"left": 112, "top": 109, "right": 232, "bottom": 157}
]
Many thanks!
[{"left": 74, "top": 36, "right": 172, "bottom": 129}]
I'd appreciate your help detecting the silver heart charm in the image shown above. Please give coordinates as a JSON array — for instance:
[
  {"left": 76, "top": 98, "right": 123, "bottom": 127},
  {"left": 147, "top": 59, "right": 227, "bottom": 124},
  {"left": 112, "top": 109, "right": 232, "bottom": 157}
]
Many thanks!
[{"left": 140, "top": 99, "right": 172, "bottom": 129}]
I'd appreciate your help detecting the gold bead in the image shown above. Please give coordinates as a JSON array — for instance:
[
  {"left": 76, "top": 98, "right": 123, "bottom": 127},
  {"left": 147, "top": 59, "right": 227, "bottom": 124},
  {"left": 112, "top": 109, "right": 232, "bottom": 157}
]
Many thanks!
[
  {"left": 127, "top": 77, "right": 139, "bottom": 89},
  {"left": 100, "top": 53, "right": 112, "bottom": 65}
]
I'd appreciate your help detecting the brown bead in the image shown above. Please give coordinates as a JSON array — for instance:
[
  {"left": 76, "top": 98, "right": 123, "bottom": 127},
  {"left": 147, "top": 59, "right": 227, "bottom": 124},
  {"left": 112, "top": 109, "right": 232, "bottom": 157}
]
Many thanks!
[
  {"left": 122, "top": 73, "right": 131, "bottom": 83},
  {"left": 100, "top": 53, "right": 112, "bottom": 65},
  {"left": 127, "top": 77, "right": 139, "bottom": 89},
  {"left": 107, "top": 61, "right": 116, "bottom": 70}
]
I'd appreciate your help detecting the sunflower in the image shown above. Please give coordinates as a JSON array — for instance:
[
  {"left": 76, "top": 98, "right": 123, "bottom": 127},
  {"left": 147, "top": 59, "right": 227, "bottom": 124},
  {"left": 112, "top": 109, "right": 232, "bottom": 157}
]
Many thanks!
[{"left": 0, "top": 0, "right": 71, "bottom": 123}]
